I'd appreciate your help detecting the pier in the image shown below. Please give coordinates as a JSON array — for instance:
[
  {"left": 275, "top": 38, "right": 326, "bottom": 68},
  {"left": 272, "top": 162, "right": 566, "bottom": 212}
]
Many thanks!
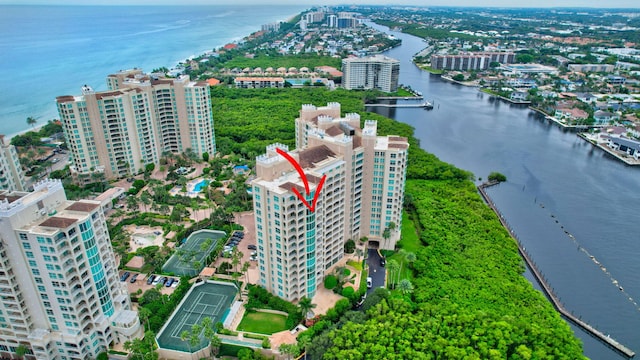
[
  {"left": 365, "top": 101, "right": 433, "bottom": 109},
  {"left": 478, "top": 182, "right": 636, "bottom": 359}
]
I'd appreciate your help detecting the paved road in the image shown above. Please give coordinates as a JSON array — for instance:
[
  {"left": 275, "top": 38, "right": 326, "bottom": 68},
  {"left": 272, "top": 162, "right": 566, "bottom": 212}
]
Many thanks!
[
  {"left": 366, "top": 248, "right": 386, "bottom": 294},
  {"left": 49, "top": 153, "right": 69, "bottom": 172}
]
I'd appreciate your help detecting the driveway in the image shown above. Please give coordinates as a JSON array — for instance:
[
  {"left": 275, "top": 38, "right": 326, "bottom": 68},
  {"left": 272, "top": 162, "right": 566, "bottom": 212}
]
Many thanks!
[{"left": 366, "top": 248, "right": 386, "bottom": 293}]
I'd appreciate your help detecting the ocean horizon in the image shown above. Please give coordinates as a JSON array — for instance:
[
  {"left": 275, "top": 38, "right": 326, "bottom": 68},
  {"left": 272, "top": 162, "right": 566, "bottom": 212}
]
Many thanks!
[{"left": 0, "top": 4, "right": 307, "bottom": 138}]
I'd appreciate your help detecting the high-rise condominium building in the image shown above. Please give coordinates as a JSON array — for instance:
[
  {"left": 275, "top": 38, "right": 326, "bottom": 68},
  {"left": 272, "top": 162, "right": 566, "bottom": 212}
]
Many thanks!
[
  {"left": 57, "top": 69, "right": 215, "bottom": 182},
  {"left": 0, "top": 135, "right": 27, "bottom": 191},
  {"left": 252, "top": 103, "right": 408, "bottom": 301},
  {"left": 342, "top": 55, "right": 400, "bottom": 92},
  {"left": 0, "top": 179, "right": 142, "bottom": 359}
]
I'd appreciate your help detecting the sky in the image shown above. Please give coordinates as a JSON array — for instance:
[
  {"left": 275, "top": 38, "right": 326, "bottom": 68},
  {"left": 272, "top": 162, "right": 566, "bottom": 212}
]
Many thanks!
[{"left": 1, "top": 0, "right": 639, "bottom": 8}]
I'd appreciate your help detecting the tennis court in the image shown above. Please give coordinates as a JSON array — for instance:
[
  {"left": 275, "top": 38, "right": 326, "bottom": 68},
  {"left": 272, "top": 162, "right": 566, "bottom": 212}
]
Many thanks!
[
  {"left": 156, "top": 281, "right": 238, "bottom": 353},
  {"left": 162, "top": 230, "right": 224, "bottom": 276}
]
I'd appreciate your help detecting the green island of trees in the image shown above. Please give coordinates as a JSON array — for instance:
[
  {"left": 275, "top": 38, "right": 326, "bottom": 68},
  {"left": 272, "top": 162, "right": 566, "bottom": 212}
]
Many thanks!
[{"left": 210, "top": 86, "right": 584, "bottom": 359}]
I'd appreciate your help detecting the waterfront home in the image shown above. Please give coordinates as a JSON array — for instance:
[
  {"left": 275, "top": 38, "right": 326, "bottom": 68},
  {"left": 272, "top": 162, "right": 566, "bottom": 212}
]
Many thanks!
[
  {"left": 506, "top": 78, "right": 537, "bottom": 88},
  {"left": 554, "top": 107, "right": 589, "bottom": 122},
  {"left": 510, "top": 91, "right": 528, "bottom": 102},
  {"left": 594, "top": 110, "right": 617, "bottom": 124},
  {"left": 606, "top": 136, "right": 640, "bottom": 159}
]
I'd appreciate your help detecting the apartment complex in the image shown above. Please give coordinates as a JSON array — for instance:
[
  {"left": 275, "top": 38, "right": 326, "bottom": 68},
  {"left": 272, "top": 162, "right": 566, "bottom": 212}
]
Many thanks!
[
  {"left": 0, "top": 135, "right": 27, "bottom": 191},
  {"left": 342, "top": 55, "right": 400, "bottom": 92},
  {"left": 0, "top": 179, "right": 142, "bottom": 359},
  {"left": 251, "top": 103, "right": 408, "bottom": 301},
  {"left": 234, "top": 77, "right": 285, "bottom": 89},
  {"left": 430, "top": 52, "right": 516, "bottom": 70},
  {"left": 568, "top": 64, "right": 615, "bottom": 73},
  {"left": 56, "top": 68, "right": 216, "bottom": 182}
]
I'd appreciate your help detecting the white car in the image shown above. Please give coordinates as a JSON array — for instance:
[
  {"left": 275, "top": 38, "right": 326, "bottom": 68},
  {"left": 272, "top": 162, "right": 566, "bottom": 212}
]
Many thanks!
[{"left": 366, "top": 277, "right": 372, "bottom": 288}]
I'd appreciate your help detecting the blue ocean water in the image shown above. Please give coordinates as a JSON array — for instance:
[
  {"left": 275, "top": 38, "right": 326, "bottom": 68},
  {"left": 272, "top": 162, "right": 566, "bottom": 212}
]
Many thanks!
[{"left": 0, "top": 5, "right": 307, "bottom": 137}]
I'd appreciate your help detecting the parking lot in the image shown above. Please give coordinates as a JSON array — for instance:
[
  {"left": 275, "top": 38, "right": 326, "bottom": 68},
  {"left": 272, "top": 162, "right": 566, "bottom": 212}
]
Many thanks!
[
  {"left": 119, "top": 271, "right": 180, "bottom": 296},
  {"left": 212, "top": 211, "right": 258, "bottom": 282}
]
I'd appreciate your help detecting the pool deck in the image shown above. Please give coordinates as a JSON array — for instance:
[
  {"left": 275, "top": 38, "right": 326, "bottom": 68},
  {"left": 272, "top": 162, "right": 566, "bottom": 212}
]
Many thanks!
[{"left": 124, "top": 225, "right": 165, "bottom": 252}]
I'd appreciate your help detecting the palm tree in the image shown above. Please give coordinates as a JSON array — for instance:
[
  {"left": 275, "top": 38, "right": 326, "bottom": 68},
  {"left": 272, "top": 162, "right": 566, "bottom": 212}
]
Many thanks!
[
  {"left": 386, "top": 259, "right": 400, "bottom": 289},
  {"left": 140, "top": 191, "right": 152, "bottom": 213},
  {"left": 242, "top": 261, "right": 250, "bottom": 292},
  {"left": 298, "top": 296, "right": 316, "bottom": 320},
  {"left": 201, "top": 317, "right": 221, "bottom": 358},
  {"left": 138, "top": 307, "right": 152, "bottom": 331},
  {"left": 382, "top": 227, "right": 391, "bottom": 250},
  {"left": 126, "top": 195, "right": 140, "bottom": 212},
  {"left": 180, "top": 330, "right": 194, "bottom": 360},
  {"left": 26, "top": 116, "right": 37, "bottom": 130},
  {"left": 398, "top": 279, "right": 414, "bottom": 295},
  {"left": 398, "top": 251, "right": 416, "bottom": 287}
]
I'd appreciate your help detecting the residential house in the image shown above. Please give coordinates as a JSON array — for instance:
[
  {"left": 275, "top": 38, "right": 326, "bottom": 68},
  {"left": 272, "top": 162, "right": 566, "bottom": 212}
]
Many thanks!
[
  {"left": 594, "top": 110, "right": 617, "bottom": 124},
  {"left": 554, "top": 107, "right": 589, "bottom": 122},
  {"left": 607, "top": 136, "right": 640, "bottom": 159}
]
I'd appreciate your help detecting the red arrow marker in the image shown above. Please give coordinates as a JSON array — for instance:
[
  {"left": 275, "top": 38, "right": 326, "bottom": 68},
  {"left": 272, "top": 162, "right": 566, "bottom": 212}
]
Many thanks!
[{"left": 276, "top": 147, "right": 326, "bottom": 213}]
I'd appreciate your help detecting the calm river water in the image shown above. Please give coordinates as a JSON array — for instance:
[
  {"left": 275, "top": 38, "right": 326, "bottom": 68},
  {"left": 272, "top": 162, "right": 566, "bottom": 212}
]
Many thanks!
[{"left": 368, "top": 23, "right": 640, "bottom": 359}]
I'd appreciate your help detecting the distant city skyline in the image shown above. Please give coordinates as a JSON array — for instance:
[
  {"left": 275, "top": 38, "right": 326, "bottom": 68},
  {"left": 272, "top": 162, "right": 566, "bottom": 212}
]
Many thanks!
[{"left": 1, "top": 0, "right": 639, "bottom": 8}]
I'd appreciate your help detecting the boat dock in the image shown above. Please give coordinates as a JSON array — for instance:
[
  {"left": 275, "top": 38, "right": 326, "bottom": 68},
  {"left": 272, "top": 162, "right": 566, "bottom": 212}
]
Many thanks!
[
  {"left": 478, "top": 182, "right": 636, "bottom": 359},
  {"left": 365, "top": 101, "right": 433, "bottom": 109}
]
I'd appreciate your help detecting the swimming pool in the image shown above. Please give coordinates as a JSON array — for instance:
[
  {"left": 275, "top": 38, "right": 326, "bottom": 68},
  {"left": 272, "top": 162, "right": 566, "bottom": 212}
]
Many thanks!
[{"left": 193, "top": 179, "right": 210, "bottom": 192}]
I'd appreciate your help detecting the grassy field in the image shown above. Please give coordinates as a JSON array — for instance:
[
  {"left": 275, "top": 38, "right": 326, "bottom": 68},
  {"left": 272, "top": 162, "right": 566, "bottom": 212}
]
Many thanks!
[
  {"left": 385, "top": 210, "right": 421, "bottom": 285},
  {"left": 237, "top": 311, "right": 287, "bottom": 335},
  {"left": 397, "top": 210, "right": 420, "bottom": 253}
]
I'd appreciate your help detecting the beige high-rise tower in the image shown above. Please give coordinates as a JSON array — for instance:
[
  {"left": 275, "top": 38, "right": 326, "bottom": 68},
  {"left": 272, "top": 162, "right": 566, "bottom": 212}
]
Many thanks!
[
  {"left": 57, "top": 69, "right": 215, "bottom": 182},
  {"left": 251, "top": 103, "right": 408, "bottom": 301},
  {"left": 0, "top": 135, "right": 27, "bottom": 191},
  {"left": 0, "top": 179, "right": 142, "bottom": 359}
]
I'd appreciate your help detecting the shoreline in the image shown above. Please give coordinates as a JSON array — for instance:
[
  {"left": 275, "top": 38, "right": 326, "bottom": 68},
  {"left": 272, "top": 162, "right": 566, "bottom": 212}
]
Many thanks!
[
  {"left": 477, "top": 182, "right": 635, "bottom": 358},
  {"left": 577, "top": 133, "right": 640, "bottom": 166}
]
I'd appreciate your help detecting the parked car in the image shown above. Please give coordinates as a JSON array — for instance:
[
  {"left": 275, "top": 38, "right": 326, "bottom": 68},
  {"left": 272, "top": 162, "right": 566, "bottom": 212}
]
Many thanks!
[
  {"left": 234, "top": 231, "right": 245, "bottom": 238},
  {"left": 165, "top": 278, "right": 174, "bottom": 287},
  {"left": 172, "top": 279, "right": 180, "bottom": 288},
  {"left": 146, "top": 275, "right": 156, "bottom": 285},
  {"left": 129, "top": 274, "right": 139, "bottom": 283},
  {"left": 247, "top": 244, "right": 257, "bottom": 250},
  {"left": 152, "top": 276, "right": 161, "bottom": 285},
  {"left": 158, "top": 276, "right": 167, "bottom": 285},
  {"left": 366, "top": 277, "right": 372, "bottom": 288},
  {"left": 120, "top": 271, "right": 130, "bottom": 282},
  {"left": 380, "top": 257, "right": 386, "bottom": 267}
]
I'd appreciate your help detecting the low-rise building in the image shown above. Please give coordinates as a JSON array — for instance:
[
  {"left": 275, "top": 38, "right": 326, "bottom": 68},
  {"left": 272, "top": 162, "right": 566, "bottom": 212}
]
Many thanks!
[
  {"left": 234, "top": 77, "right": 285, "bottom": 88},
  {"left": 568, "top": 64, "right": 615, "bottom": 73}
]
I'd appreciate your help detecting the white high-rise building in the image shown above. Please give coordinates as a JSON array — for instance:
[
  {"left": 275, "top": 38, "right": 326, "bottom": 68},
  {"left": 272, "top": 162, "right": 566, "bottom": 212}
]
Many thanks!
[
  {"left": 0, "top": 179, "right": 142, "bottom": 359},
  {"left": 252, "top": 103, "right": 408, "bottom": 301},
  {"left": 57, "top": 69, "right": 216, "bottom": 182},
  {"left": 0, "top": 135, "right": 27, "bottom": 191},
  {"left": 342, "top": 55, "right": 400, "bottom": 92}
]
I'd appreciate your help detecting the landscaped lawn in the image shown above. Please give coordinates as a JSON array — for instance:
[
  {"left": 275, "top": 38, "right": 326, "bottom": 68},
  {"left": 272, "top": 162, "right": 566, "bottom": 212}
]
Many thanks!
[{"left": 236, "top": 311, "right": 287, "bottom": 334}]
